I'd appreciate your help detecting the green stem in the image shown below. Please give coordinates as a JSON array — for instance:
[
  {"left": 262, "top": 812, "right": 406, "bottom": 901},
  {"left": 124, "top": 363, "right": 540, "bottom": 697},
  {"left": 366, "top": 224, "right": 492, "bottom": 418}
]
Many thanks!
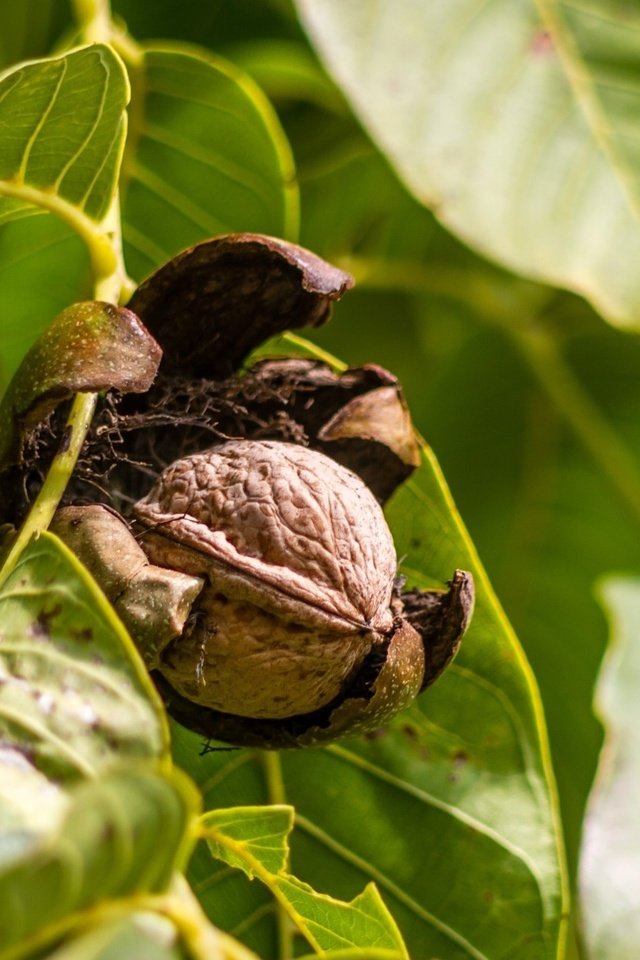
[
  {"left": 0, "top": 182, "right": 118, "bottom": 283},
  {"left": 261, "top": 750, "right": 286, "bottom": 806},
  {"left": 94, "top": 186, "right": 134, "bottom": 304},
  {"left": 260, "top": 752, "right": 292, "bottom": 960},
  {"left": 0, "top": 0, "right": 126, "bottom": 567},
  {"left": 72, "top": 0, "right": 112, "bottom": 43},
  {"left": 0, "top": 392, "right": 97, "bottom": 584},
  {"left": 72, "top": 0, "right": 133, "bottom": 305}
]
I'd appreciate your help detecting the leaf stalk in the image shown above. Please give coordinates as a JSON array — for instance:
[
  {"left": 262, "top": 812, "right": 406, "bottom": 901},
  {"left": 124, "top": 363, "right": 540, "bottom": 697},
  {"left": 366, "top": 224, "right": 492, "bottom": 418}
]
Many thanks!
[{"left": 0, "top": 392, "right": 98, "bottom": 585}]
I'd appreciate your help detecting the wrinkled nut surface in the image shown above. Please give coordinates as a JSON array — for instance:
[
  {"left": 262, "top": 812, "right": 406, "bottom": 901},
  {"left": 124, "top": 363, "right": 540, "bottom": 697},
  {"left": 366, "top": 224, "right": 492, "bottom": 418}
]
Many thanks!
[{"left": 133, "top": 439, "right": 422, "bottom": 720}]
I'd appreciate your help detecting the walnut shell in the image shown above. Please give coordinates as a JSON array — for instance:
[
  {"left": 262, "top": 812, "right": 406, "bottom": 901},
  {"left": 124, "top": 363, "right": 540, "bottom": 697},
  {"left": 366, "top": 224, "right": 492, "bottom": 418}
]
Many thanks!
[{"left": 133, "top": 440, "right": 406, "bottom": 719}]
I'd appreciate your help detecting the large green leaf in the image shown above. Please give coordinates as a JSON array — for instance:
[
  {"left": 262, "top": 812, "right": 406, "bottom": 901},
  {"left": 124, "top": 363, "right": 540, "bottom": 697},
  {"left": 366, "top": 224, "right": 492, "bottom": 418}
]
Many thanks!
[
  {"left": 0, "top": 765, "right": 199, "bottom": 959},
  {"left": 579, "top": 579, "right": 640, "bottom": 960},
  {"left": 295, "top": 0, "right": 640, "bottom": 327},
  {"left": 0, "top": 43, "right": 129, "bottom": 223},
  {"left": 297, "top": 264, "right": 640, "bottom": 960},
  {"left": 277, "top": 86, "right": 640, "bottom": 908},
  {"left": 174, "top": 439, "right": 567, "bottom": 960},
  {"left": 0, "top": 532, "right": 168, "bottom": 787},
  {"left": 0, "top": 534, "right": 245, "bottom": 960},
  {"left": 121, "top": 44, "right": 298, "bottom": 280}
]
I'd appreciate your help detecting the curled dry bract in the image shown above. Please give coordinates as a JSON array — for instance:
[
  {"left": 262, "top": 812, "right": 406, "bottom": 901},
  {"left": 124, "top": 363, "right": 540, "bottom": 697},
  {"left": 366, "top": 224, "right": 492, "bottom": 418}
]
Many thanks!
[
  {"left": 127, "top": 233, "right": 354, "bottom": 379},
  {"left": 0, "top": 302, "right": 161, "bottom": 468}
]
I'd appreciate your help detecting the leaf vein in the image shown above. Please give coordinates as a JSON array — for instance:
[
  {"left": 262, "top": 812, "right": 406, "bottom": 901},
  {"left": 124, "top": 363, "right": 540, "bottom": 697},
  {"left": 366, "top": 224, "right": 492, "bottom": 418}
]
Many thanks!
[{"left": 18, "top": 59, "right": 68, "bottom": 184}]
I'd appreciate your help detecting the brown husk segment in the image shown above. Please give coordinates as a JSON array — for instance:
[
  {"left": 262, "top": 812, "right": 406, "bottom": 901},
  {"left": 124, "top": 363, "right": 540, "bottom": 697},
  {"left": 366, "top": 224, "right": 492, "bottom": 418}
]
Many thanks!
[
  {"left": 0, "top": 302, "right": 162, "bottom": 468},
  {"left": 50, "top": 505, "right": 204, "bottom": 667},
  {"left": 127, "top": 233, "right": 354, "bottom": 379},
  {"left": 404, "top": 569, "right": 475, "bottom": 690}
]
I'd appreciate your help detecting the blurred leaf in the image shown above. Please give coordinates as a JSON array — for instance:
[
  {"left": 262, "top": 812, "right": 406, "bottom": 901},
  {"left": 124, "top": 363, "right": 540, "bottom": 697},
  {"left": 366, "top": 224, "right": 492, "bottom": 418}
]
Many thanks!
[
  {"left": 111, "top": 0, "right": 301, "bottom": 52},
  {"left": 0, "top": 0, "right": 72, "bottom": 70},
  {"left": 201, "top": 806, "right": 407, "bottom": 958},
  {"left": 202, "top": 806, "right": 292, "bottom": 878},
  {"left": 0, "top": 532, "right": 168, "bottom": 784},
  {"left": 0, "top": 44, "right": 129, "bottom": 222},
  {"left": 40, "top": 913, "right": 184, "bottom": 960},
  {"left": 54, "top": 894, "right": 266, "bottom": 960},
  {"left": 295, "top": 952, "right": 400, "bottom": 960},
  {"left": 121, "top": 44, "right": 298, "bottom": 281},
  {"left": 579, "top": 578, "right": 640, "bottom": 960},
  {"left": 0, "top": 765, "right": 199, "bottom": 958},
  {"left": 0, "top": 746, "right": 69, "bottom": 871},
  {"left": 0, "top": 199, "right": 44, "bottom": 227},
  {"left": 295, "top": 0, "right": 640, "bottom": 326},
  {"left": 174, "top": 435, "right": 567, "bottom": 959},
  {"left": 227, "top": 39, "right": 345, "bottom": 111}
]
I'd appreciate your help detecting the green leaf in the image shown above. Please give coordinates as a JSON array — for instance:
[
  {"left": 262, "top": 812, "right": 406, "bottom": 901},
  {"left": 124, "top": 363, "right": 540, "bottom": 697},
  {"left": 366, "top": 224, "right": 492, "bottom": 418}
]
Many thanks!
[
  {"left": 0, "top": 532, "right": 169, "bottom": 784},
  {"left": 0, "top": 40, "right": 298, "bottom": 387},
  {"left": 202, "top": 806, "right": 292, "bottom": 878},
  {"left": 579, "top": 578, "right": 640, "bottom": 959},
  {"left": 0, "top": 197, "right": 44, "bottom": 226},
  {"left": 200, "top": 805, "right": 407, "bottom": 958},
  {"left": 121, "top": 44, "right": 298, "bottom": 280},
  {"left": 175, "top": 439, "right": 567, "bottom": 960},
  {"left": 0, "top": 44, "right": 129, "bottom": 222},
  {"left": 0, "top": 42, "right": 130, "bottom": 388},
  {"left": 0, "top": 765, "right": 199, "bottom": 959},
  {"left": 299, "top": 947, "right": 398, "bottom": 960},
  {"left": 273, "top": 879, "right": 406, "bottom": 958},
  {"left": 295, "top": 0, "right": 640, "bottom": 326},
  {"left": 295, "top": 952, "right": 401, "bottom": 960}
]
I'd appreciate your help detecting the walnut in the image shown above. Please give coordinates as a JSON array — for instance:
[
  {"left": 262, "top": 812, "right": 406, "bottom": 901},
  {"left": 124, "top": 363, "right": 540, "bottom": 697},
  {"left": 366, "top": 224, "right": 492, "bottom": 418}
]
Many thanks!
[{"left": 132, "top": 440, "right": 412, "bottom": 719}]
